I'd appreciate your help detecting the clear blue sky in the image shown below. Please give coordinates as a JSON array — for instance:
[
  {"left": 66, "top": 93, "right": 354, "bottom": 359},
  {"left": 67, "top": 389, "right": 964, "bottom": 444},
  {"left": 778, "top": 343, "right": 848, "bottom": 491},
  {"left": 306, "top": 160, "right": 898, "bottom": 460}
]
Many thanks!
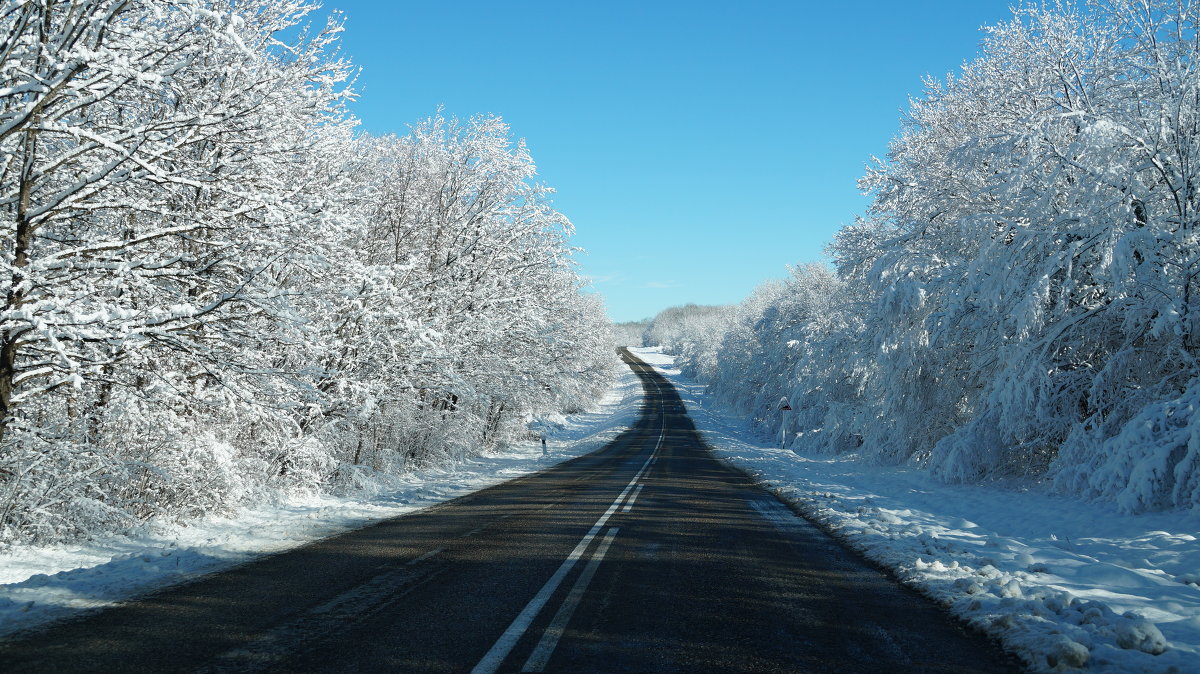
[{"left": 319, "top": 0, "right": 1016, "bottom": 322}]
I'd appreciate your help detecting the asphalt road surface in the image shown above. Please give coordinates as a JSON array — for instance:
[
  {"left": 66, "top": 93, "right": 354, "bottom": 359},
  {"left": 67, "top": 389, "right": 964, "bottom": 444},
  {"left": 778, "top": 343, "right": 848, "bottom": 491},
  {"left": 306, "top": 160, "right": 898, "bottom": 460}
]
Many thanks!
[{"left": 0, "top": 349, "right": 1017, "bottom": 673}]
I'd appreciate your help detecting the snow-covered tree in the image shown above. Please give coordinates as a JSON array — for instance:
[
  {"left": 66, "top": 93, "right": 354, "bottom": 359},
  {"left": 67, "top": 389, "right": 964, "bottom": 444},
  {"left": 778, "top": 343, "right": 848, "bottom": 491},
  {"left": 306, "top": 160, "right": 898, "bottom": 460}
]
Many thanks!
[
  {"left": 851, "top": 0, "right": 1200, "bottom": 506},
  {"left": 297, "top": 114, "right": 618, "bottom": 474},
  {"left": 665, "top": 0, "right": 1200, "bottom": 513},
  {"left": 0, "top": 0, "right": 359, "bottom": 539},
  {"left": 0, "top": 3, "right": 618, "bottom": 544}
]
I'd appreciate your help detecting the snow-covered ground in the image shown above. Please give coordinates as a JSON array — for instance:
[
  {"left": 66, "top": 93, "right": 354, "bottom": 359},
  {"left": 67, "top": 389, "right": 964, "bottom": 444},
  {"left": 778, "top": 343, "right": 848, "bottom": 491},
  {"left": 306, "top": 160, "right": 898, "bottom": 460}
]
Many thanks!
[
  {"left": 0, "top": 365, "right": 643, "bottom": 640},
  {"left": 632, "top": 347, "right": 1199, "bottom": 674}
]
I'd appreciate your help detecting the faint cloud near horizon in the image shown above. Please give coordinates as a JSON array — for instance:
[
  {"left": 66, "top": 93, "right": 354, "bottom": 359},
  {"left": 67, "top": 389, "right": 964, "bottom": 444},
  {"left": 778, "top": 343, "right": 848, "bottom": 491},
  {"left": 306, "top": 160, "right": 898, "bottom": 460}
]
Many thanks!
[
  {"left": 583, "top": 273, "right": 620, "bottom": 285},
  {"left": 643, "top": 280, "right": 681, "bottom": 289}
]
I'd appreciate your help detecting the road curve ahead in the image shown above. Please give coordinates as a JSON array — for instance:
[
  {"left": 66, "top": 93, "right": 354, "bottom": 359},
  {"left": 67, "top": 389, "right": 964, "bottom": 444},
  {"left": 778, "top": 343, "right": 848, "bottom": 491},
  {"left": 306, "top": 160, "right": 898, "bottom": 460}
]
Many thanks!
[{"left": 0, "top": 349, "right": 1016, "bottom": 673}]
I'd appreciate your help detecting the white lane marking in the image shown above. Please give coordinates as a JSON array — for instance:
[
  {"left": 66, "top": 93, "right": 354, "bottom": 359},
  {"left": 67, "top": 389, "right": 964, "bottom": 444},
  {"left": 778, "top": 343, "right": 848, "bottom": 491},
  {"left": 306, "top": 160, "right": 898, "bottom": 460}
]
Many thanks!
[
  {"left": 471, "top": 367, "right": 667, "bottom": 674},
  {"left": 471, "top": 455, "right": 653, "bottom": 674},
  {"left": 520, "top": 527, "right": 621, "bottom": 672},
  {"left": 621, "top": 484, "right": 644, "bottom": 513}
]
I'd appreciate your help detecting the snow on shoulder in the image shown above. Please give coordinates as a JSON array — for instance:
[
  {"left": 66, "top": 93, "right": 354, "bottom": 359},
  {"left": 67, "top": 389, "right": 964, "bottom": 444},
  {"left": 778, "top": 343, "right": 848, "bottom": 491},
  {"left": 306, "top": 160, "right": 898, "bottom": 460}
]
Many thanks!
[
  {"left": 631, "top": 347, "right": 1200, "bottom": 674},
  {"left": 0, "top": 366, "right": 643, "bottom": 640}
]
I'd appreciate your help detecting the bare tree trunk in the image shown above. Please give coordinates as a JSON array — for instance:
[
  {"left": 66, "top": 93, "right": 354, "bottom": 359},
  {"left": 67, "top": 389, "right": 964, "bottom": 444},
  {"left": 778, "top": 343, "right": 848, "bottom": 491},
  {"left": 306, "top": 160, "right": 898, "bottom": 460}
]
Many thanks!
[{"left": 0, "top": 122, "right": 39, "bottom": 444}]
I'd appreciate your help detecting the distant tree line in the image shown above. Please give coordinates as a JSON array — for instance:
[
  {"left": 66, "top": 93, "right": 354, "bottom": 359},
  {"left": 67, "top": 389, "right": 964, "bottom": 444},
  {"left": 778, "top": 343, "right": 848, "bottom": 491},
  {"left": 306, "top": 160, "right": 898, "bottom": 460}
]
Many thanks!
[
  {"left": 612, "top": 320, "right": 651, "bottom": 348},
  {"left": 0, "top": 0, "right": 617, "bottom": 544},
  {"left": 648, "top": 0, "right": 1200, "bottom": 513}
]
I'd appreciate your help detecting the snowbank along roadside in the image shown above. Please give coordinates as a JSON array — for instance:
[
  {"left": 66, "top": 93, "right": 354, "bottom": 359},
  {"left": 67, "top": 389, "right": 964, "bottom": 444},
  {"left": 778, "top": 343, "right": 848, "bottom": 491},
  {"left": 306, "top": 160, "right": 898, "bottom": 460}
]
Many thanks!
[
  {"left": 631, "top": 347, "right": 1199, "bottom": 674},
  {"left": 0, "top": 365, "right": 644, "bottom": 639}
]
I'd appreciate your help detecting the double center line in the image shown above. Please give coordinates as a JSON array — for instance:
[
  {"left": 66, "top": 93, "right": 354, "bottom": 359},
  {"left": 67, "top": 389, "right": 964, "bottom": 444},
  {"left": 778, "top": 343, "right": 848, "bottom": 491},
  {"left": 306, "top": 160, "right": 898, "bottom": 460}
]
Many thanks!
[{"left": 471, "top": 369, "right": 667, "bottom": 674}]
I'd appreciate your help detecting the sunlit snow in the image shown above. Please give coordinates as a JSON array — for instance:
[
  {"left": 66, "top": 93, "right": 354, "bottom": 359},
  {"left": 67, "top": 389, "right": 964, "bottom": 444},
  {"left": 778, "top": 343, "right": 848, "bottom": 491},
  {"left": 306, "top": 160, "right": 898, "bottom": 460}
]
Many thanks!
[{"left": 633, "top": 347, "right": 1200, "bottom": 673}]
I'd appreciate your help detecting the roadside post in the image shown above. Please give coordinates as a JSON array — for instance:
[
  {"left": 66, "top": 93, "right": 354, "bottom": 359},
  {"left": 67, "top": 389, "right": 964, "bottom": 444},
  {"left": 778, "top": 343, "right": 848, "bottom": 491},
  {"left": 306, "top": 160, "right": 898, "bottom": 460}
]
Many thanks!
[{"left": 779, "top": 397, "right": 792, "bottom": 448}]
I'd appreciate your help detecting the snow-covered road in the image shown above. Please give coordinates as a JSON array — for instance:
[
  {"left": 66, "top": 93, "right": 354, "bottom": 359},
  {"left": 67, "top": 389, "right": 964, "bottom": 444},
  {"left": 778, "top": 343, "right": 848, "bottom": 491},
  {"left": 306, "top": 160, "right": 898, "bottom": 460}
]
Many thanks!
[{"left": 632, "top": 347, "right": 1199, "bottom": 673}]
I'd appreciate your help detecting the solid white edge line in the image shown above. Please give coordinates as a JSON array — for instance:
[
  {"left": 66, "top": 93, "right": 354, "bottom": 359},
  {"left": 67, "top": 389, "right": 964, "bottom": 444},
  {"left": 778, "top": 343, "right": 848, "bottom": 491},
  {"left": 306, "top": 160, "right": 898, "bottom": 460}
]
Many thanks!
[
  {"left": 520, "top": 527, "right": 621, "bottom": 672},
  {"left": 621, "top": 484, "right": 644, "bottom": 513}
]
